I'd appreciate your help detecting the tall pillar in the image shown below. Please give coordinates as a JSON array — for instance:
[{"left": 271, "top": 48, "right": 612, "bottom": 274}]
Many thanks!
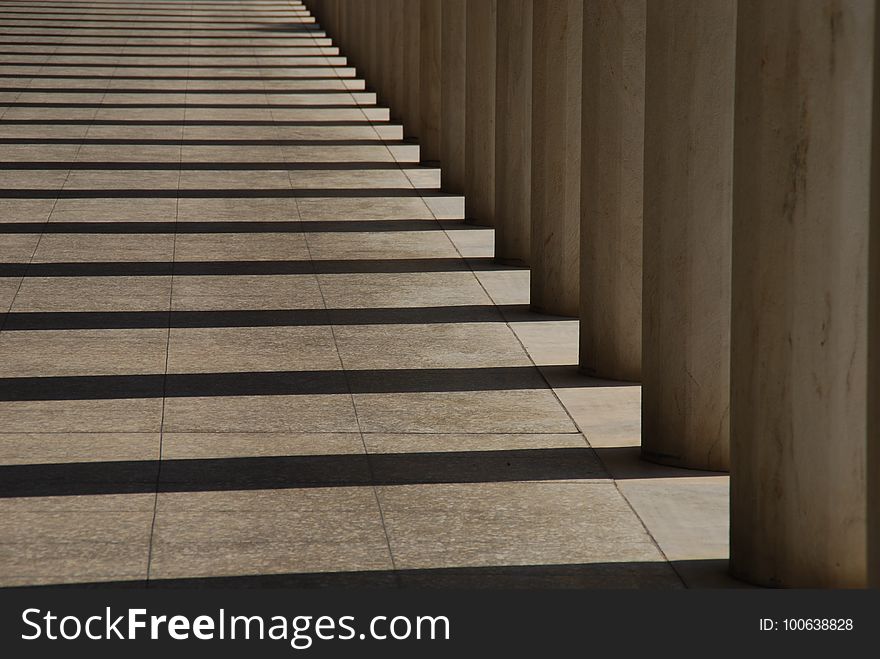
[
  {"left": 464, "top": 0, "right": 497, "bottom": 226},
  {"left": 388, "top": 0, "right": 405, "bottom": 115},
  {"left": 376, "top": 0, "right": 393, "bottom": 105},
  {"left": 530, "top": 0, "right": 582, "bottom": 316},
  {"left": 402, "top": 0, "right": 421, "bottom": 138},
  {"left": 730, "top": 0, "right": 878, "bottom": 589},
  {"left": 342, "top": 1, "right": 357, "bottom": 75},
  {"left": 871, "top": 0, "right": 880, "bottom": 589},
  {"left": 339, "top": 3, "right": 349, "bottom": 58},
  {"left": 579, "top": 0, "right": 645, "bottom": 382},
  {"left": 440, "top": 0, "right": 467, "bottom": 193},
  {"left": 494, "top": 0, "right": 532, "bottom": 265},
  {"left": 364, "top": 1, "right": 377, "bottom": 85},
  {"left": 337, "top": 1, "right": 347, "bottom": 54},
  {"left": 641, "top": 0, "right": 735, "bottom": 471},
  {"left": 419, "top": 0, "right": 442, "bottom": 163}
]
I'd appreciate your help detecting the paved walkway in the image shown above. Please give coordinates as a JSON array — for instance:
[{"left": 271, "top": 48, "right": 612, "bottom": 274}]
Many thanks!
[{"left": 0, "top": 1, "right": 721, "bottom": 588}]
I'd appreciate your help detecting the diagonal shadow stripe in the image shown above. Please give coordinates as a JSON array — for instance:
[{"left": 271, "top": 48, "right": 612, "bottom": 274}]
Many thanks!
[
  {"left": 2, "top": 87, "right": 361, "bottom": 94},
  {"left": 0, "top": 62, "right": 348, "bottom": 69},
  {"left": 0, "top": 189, "right": 450, "bottom": 199},
  {"left": 4, "top": 560, "right": 691, "bottom": 589},
  {"left": 0, "top": 220, "right": 447, "bottom": 234},
  {"left": 0, "top": 74, "right": 356, "bottom": 80},
  {"left": 1, "top": 103, "right": 371, "bottom": 109},
  {"left": 0, "top": 305, "right": 520, "bottom": 331},
  {"left": 0, "top": 120, "right": 381, "bottom": 126},
  {"left": 0, "top": 23, "right": 324, "bottom": 32},
  {"left": 0, "top": 51, "right": 339, "bottom": 58},
  {"left": 0, "top": 36, "right": 330, "bottom": 42},
  {"left": 0, "top": 366, "right": 551, "bottom": 401},
  {"left": 0, "top": 139, "right": 402, "bottom": 146},
  {"left": 0, "top": 447, "right": 606, "bottom": 498},
  {"left": 0, "top": 162, "right": 423, "bottom": 171},
  {"left": 0, "top": 258, "right": 497, "bottom": 277}
]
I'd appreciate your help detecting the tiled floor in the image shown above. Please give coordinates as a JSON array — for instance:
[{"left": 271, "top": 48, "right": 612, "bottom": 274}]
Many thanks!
[{"left": 0, "top": 0, "right": 729, "bottom": 588}]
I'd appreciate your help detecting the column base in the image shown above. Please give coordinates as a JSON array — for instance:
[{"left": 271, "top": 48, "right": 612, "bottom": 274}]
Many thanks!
[
  {"left": 494, "top": 256, "right": 529, "bottom": 268},
  {"left": 640, "top": 447, "right": 729, "bottom": 473},
  {"left": 577, "top": 364, "right": 641, "bottom": 384}
]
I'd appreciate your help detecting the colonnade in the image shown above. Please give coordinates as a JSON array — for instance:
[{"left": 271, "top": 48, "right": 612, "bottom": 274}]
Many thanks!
[{"left": 306, "top": 0, "right": 878, "bottom": 588}]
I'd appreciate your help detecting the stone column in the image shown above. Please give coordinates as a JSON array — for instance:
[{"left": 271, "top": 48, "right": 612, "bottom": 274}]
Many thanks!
[
  {"left": 641, "top": 0, "right": 735, "bottom": 471},
  {"left": 579, "top": 0, "right": 645, "bottom": 382},
  {"left": 388, "top": 0, "right": 405, "bottom": 114},
  {"left": 347, "top": 0, "right": 366, "bottom": 70},
  {"left": 338, "top": 1, "right": 351, "bottom": 70},
  {"left": 402, "top": 0, "right": 421, "bottom": 139},
  {"left": 871, "top": 3, "right": 880, "bottom": 588},
  {"left": 376, "top": 0, "right": 393, "bottom": 106},
  {"left": 530, "top": 0, "right": 583, "bottom": 317},
  {"left": 494, "top": 0, "right": 532, "bottom": 265},
  {"left": 310, "top": 0, "right": 323, "bottom": 23},
  {"left": 464, "top": 0, "right": 497, "bottom": 226},
  {"left": 419, "top": 0, "right": 442, "bottom": 163},
  {"left": 337, "top": 2, "right": 348, "bottom": 58},
  {"left": 364, "top": 1, "right": 377, "bottom": 84},
  {"left": 730, "top": 0, "right": 878, "bottom": 589},
  {"left": 328, "top": 0, "right": 340, "bottom": 35},
  {"left": 440, "top": 0, "right": 467, "bottom": 193}
]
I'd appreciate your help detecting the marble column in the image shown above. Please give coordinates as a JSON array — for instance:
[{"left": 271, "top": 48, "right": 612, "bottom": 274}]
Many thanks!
[
  {"left": 328, "top": 0, "right": 340, "bottom": 35},
  {"left": 376, "top": 0, "right": 393, "bottom": 106},
  {"left": 641, "top": 0, "right": 735, "bottom": 471},
  {"left": 530, "top": 0, "right": 582, "bottom": 317},
  {"left": 579, "top": 0, "right": 645, "bottom": 382},
  {"left": 402, "top": 0, "right": 421, "bottom": 139},
  {"left": 464, "top": 0, "right": 497, "bottom": 226},
  {"left": 440, "top": 0, "right": 467, "bottom": 193},
  {"left": 364, "top": 1, "right": 377, "bottom": 84},
  {"left": 871, "top": 6, "right": 880, "bottom": 587},
  {"left": 419, "top": 0, "right": 442, "bottom": 163},
  {"left": 337, "top": 1, "right": 351, "bottom": 71},
  {"left": 345, "top": 0, "right": 365, "bottom": 69},
  {"left": 730, "top": 0, "right": 878, "bottom": 589},
  {"left": 494, "top": 0, "right": 532, "bottom": 265},
  {"left": 388, "top": 0, "right": 405, "bottom": 115}
]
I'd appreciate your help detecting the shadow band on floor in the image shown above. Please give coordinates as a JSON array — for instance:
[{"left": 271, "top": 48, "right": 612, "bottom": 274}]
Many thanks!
[
  {"left": 0, "top": 258, "right": 505, "bottom": 277},
  {"left": 0, "top": 220, "right": 449, "bottom": 234},
  {"left": 0, "top": 189, "right": 448, "bottom": 199},
  {"left": 5, "top": 560, "right": 704, "bottom": 589},
  {"left": 0, "top": 366, "right": 553, "bottom": 401},
  {"left": 0, "top": 305, "right": 522, "bottom": 330},
  {"left": 0, "top": 448, "right": 607, "bottom": 498},
  {"left": 0, "top": 139, "right": 405, "bottom": 146},
  {"left": 0, "top": 162, "right": 427, "bottom": 170}
]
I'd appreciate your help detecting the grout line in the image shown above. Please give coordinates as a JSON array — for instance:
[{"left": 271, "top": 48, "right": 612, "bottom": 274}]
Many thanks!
[
  {"left": 351, "top": 77, "right": 693, "bottom": 589},
  {"left": 145, "top": 61, "right": 185, "bottom": 588},
  {"left": 287, "top": 18, "right": 401, "bottom": 584},
  {"left": 0, "top": 47, "right": 97, "bottom": 332}
]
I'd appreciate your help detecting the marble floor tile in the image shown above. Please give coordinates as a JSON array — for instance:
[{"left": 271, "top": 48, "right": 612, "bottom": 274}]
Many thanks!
[
  {"left": 379, "top": 482, "right": 666, "bottom": 569},
  {"left": 167, "top": 326, "right": 340, "bottom": 373},
  {"left": 11, "top": 276, "right": 173, "bottom": 312},
  {"left": 0, "top": 329, "right": 168, "bottom": 376}
]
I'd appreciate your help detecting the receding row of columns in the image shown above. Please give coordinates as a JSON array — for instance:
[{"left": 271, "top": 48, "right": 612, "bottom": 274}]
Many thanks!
[{"left": 307, "top": 0, "right": 878, "bottom": 588}]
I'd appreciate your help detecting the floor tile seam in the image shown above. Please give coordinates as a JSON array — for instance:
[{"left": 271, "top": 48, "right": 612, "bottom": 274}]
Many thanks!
[
  {"left": 0, "top": 69, "right": 82, "bottom": 331},
  {"left": 425, "top": 218, "right": 585, "bottom": 436},
  {"left": 302, "top": 30, "right": 570, "bottom": 584},
  {"left": 287, "top": 82, "right": 400, "bottom": 580},
  {"left": 0, "top": 430, "right": 587, "bottom": 436},
  {"left": 298, "top": 239, "right": 401, "bottom": 576},
  {"left": 146, "top": 75, "right": 184, "bottom": 586},
  {"left": 453, "top": 265, "right": 683, "bottom": 581}
]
